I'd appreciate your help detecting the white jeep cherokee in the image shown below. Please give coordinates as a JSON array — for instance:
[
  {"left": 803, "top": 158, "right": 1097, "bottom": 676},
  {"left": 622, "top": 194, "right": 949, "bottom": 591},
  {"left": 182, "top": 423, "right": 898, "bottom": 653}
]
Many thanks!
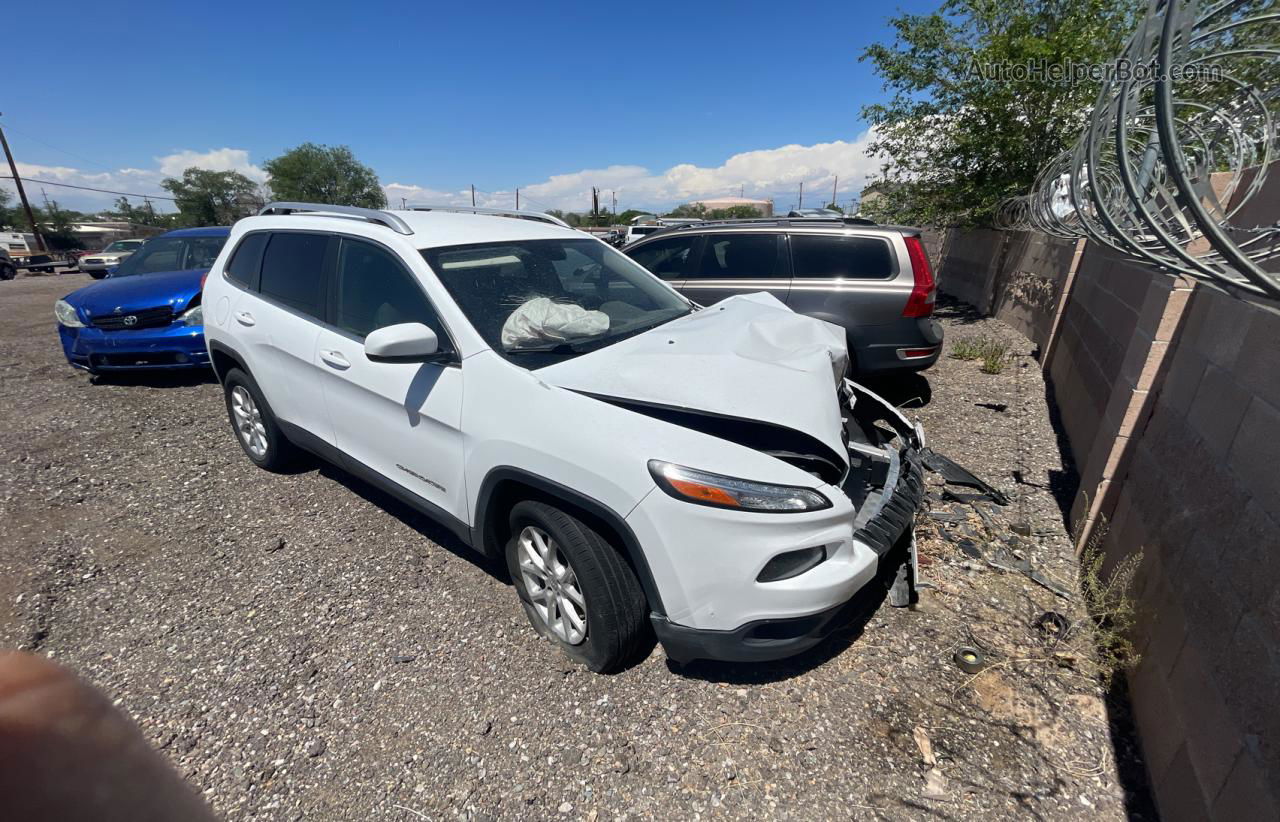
[{"left": 203, "top": 202, "right": 926, "bottom": 672}]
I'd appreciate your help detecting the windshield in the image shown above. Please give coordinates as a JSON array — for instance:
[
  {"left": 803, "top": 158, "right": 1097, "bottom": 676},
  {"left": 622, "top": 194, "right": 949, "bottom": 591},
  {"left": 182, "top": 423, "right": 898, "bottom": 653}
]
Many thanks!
[
  {"left": 103, "top": 240, "right": 144, "bottom": 253},
  {"left": 112, "top": 235, "right": 227, "bottom": 277},
  {"left": 423, "top": 238, "right": 692, "bottom": 367}
]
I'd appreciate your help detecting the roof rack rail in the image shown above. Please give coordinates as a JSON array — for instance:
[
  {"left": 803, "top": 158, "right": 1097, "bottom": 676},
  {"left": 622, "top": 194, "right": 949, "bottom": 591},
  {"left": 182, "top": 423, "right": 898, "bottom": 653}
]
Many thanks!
[
  {"left": 408, "top": 204, "right": 570, "bottom": 228},
  {"left": 669, "top": 216, "right": 878, "bottom": 230},
  {"left": 258, "top": 202, "right": 414, "bottom": 235}
]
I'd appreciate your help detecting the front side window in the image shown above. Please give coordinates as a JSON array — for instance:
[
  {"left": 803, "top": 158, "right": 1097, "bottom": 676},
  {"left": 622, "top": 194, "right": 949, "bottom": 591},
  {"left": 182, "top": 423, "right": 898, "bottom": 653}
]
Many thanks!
[
  {"left": 423, "top": 238, "right": 691, "bottom": 367},
  {"left": 111, "top": 236, "right": 228, "bottom": 277},
  {"left": 790, "top": 234, "right": 895, "bottom": 279},
  {"left": 692, "top": 233, "right": 784, "bottom": 280},
  {"left": 259, "top": 233, "right": 327, "bottom": 316},
  {"left": 627, "top": 236, "right": 698, "bottom": 280},
  {"left": 335, "top": 238, "right": 445, "bottom": 342}
]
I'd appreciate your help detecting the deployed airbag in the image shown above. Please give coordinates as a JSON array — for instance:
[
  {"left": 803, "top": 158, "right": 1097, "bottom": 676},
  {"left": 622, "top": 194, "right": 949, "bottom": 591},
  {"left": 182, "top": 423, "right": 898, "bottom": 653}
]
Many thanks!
[{"left": 501, "top": 297, "right": 609, "bottom": 350}]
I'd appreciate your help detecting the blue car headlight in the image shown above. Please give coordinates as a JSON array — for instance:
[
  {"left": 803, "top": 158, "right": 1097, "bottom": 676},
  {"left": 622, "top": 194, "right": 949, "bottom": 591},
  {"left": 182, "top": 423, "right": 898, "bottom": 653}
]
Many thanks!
[
  {"left": 54, "top": 299, "right": 85, "bottom": 328},
  {"left": 180, "top": 304, "right": 203, "bottom": 326}
]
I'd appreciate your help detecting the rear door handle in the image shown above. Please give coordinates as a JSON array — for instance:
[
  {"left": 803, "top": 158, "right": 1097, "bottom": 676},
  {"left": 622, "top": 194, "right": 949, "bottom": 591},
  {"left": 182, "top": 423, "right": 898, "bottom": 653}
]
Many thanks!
[
  {"left": 319, "top": 350, "right": 351, "bottom": 369},
  {"left": 235, "top": 311, "right": 255, "bottom": 326}
]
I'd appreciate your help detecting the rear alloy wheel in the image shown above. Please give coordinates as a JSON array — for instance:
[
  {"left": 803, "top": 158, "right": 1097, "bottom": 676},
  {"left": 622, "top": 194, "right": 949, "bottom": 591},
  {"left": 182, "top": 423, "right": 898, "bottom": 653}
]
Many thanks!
[
  {"left": 221, "top": 367, "right": 298, "bottom": 472},
  {"left": 505, "top": 500, "right": 650, "bottom": 672},
  {"left": 230, "top": 385, "right": 268, "bottom": 460}
]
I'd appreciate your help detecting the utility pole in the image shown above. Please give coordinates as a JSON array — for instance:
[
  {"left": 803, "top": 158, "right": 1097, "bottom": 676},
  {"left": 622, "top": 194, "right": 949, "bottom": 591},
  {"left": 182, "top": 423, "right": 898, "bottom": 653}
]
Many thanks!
[
  {"left": 401, "top": 197, "right": 407, "bottom": 210},
  {"left": 740, "top": 184, "right": 744, "bottom": 197},
  {"left": 798, "top": 182, "right": 804, "bottom": 210},
  {"left": 832, "top": 176, "right": 838, "bottom": 209},
  {"left": 470, "top": 184, "right": 476, "bottom": 207},
  {"left": 611, "top": 190, "right": 616, "bottom": 219},
  {"left": 0, "top": 115, "right": 46, "bottom": 251},
  {"left": 515, "top": 188, "right": 519, "bottom": 210}
]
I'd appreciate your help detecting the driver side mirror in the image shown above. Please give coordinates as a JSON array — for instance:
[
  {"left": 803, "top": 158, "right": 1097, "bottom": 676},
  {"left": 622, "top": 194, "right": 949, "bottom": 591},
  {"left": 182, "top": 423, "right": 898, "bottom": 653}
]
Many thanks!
[
  {"left": 364, "top": 323, "right": 442, "bottom": 362},
  {"left": 104, "top": 265, "right": 118, "bottom": 279}
]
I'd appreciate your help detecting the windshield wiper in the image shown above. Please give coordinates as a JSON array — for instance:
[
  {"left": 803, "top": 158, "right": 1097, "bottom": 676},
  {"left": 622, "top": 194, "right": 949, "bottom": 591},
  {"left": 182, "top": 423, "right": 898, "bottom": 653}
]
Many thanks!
[{"left": 504, "top": 342, "right": 584, "bottom": 355}]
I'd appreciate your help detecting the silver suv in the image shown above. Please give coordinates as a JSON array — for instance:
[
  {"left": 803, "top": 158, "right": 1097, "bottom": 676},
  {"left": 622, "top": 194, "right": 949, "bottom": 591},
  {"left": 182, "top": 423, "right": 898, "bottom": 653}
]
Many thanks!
[{"left": 624, "top": 217, "right": 942, "bottom": 374}]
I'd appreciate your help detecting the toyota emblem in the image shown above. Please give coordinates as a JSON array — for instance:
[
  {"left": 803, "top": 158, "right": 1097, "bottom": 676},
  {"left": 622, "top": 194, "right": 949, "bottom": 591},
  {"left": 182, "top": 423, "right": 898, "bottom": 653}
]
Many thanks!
[{"left": 122, "top": 315, "right": 138, "bottom": 326}]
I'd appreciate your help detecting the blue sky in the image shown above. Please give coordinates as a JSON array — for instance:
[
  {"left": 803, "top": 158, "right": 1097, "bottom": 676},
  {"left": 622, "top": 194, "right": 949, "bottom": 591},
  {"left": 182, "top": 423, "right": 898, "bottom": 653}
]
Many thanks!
[{"left": 3, "top": 0, "right": 940, "bottom": 214}]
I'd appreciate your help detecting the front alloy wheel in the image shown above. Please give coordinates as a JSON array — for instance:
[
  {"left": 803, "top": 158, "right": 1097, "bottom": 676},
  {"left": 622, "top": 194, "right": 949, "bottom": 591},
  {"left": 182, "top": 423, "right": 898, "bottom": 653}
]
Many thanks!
[
  {"left": 516, "top": 525, "right": 588, "bottom": 645},
  {"left": 230, "top": 384, "right": 268, "bottom": 459},
  {"left": 504, "top": 500, "right": 651, "bottom": 672}
]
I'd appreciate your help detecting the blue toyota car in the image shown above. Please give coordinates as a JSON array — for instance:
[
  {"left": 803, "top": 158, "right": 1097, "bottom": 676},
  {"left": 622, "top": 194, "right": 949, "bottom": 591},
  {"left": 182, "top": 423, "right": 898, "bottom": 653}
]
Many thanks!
[{"left": 54, "top": 226, "right": 230, "bottom": 374}]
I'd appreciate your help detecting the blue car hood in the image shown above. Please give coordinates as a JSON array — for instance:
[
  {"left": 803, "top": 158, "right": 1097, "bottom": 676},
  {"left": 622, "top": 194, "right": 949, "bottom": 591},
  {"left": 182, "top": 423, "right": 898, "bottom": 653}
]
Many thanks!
[{"left": 65, "top": 269, "right": 206, "bottom": 321}]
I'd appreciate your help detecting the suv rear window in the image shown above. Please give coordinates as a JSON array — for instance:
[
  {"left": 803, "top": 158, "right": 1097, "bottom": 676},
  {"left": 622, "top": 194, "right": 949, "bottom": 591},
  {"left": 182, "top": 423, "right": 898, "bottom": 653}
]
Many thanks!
[
  {"left": 790, "top": 234, "right": 895, "bottom": 279},
  {"left": 260, "top": 233, "right": 327, "bottom": 316}
]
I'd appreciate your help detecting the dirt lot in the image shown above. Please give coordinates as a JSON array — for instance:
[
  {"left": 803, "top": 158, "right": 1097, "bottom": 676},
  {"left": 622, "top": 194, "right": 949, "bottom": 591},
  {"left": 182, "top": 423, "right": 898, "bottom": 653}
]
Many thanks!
[{"left": 1, "top": 272, "right": 1142, "bottom": 820}]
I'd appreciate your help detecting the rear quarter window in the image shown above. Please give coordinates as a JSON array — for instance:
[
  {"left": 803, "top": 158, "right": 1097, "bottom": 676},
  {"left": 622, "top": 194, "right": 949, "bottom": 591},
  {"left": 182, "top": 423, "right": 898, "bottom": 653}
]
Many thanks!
[
  {"left": 224, "top": 233, "right": 268, "bottom": 289},
  {"left": 790, "top": 234, "right": 895, "bottom": 279}
]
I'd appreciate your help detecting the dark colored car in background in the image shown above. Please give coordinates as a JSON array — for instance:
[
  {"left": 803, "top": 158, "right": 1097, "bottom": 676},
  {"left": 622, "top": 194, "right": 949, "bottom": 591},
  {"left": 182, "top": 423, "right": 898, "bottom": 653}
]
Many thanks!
[
  {"left": 624, "top": 216, "right": 941, "bottom": 375},
  {"left": 54, "top": 227, "right": 230, "bottom": 374}
]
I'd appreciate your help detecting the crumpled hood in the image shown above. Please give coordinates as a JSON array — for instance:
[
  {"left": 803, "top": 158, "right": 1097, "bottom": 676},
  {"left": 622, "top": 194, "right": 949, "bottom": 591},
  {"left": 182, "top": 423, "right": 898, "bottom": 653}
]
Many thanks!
[
  {"left": 537, "top": 292, "right": 850, "bottom": 460},
  {"left": 64, "top": 268, "right": 205, "bottom": 320}
]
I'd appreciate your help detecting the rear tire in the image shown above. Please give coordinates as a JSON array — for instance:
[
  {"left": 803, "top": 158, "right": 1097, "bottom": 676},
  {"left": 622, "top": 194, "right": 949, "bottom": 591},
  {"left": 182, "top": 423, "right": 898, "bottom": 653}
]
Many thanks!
[
  {"left": 222, "top": 367, "right": 298, "bottom": 472},
  {"left": 505, "top": 500, "right": 649, "bottom": 672}
]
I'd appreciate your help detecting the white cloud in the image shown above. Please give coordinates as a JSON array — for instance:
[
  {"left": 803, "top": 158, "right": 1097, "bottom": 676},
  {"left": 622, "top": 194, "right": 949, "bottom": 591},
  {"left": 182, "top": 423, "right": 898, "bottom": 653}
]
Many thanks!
[
  {"left": 3, "top": 134, "right": 879, "bottom": 218},
  {"left": 155, "top": 148, "right": 266, "bottom": 182},
  {"left": 0, "top": 147, "right": 266, "bottom": 214},
  {"left": 383, "top": 132, "right": 880, "bottom": 214}
]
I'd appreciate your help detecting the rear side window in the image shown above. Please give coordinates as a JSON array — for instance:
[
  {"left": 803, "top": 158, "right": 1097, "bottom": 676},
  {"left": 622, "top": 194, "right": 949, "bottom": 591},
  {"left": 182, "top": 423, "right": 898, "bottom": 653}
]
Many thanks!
[
  {"left": 790, "top": 234, "right": 895, "bottom": 279},
  {"left": 693, "top": 234, "right": 784, "bottom": 279},
  {"left": 628, "top": 236, "right": 698, "bottom": 280},
  {"left": 225, "top": 233, "right": 268, "bottom": 288},
  {"left": 334, "top": 239, "right": 446, "bottom": 342},
  {"left": 259, "top": 233, "right": 328, "bottom": 316}
]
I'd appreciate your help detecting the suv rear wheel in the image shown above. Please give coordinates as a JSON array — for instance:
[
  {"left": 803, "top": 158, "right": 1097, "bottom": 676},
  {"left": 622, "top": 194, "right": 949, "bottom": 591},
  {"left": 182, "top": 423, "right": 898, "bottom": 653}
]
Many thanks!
[
  {"left": 222, "top": 367, "right": 298, "bottom": 472},
  {"left": 505, "top": 500, "right": 649, "bottom": 672}
]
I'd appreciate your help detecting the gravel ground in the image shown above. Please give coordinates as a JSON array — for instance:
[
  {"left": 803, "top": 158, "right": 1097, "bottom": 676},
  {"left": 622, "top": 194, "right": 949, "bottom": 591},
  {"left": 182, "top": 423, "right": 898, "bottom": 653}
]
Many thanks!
[{"left": 1, "top": 274, "right": 1139, "bottom": 820}]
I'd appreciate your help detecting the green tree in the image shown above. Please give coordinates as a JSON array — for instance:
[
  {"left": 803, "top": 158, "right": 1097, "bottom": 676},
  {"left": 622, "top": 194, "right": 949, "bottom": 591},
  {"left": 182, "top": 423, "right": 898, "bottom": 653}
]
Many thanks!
[
  {"left": 860, "top": 0, "right": 1139, "bottom": 226},
  {"left": 161, "top": 168, "right": 260, "bottom": 226},
  {"left": 665, "top": 203, "right": 707, "bottom": 218},
  {"left": 38, "top": 200, "right": 84, "bottom": 251},
  {"left": 264, "top": 143, "right": 386, "bottom": 208},
  {"left": 707, "top": 205, "right": 762, "bottom": 219},
  {"left": 616, "top": 209, "right": 649, "bottom": 224},
  {"left": 112, "top": 197, "right": 176, "bottom": 229}
]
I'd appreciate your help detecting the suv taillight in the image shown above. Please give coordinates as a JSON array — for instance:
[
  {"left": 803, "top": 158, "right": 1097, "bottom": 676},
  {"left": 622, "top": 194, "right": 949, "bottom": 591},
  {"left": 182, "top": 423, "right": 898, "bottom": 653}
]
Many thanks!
[{"left": 902, "top": 235, "right": 935, "bottom": 318}]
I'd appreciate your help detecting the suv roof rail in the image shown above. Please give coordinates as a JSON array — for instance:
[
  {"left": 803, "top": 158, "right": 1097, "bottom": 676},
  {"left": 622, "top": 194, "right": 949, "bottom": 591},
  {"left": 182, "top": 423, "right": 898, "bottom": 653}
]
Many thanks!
[
  {"left": 667, "top": 216, "right": 878, "bottom": 231},
  {"left": 408, "top": 204, "right": 570, "bottom": 228},
  {"left": 258, "top": 202, "right": 414, "bottom": 235}
]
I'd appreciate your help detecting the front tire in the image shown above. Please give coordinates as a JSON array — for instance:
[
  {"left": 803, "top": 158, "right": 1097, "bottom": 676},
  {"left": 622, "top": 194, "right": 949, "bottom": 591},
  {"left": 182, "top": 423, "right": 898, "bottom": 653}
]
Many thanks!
[
  {"left": 505, "top": 500, "right": 649, "bottom": 673},
  {"left": 222, "top": 367, "right": 298, "bottom": 472}
]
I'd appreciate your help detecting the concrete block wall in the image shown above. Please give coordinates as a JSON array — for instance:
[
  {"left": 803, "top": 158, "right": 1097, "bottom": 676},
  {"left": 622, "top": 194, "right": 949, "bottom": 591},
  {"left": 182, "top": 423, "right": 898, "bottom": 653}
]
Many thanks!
[
  {"left": 931, "top": 220, "right": 1280, "bottom": 820},
  {"left": 1103, "top": 284, "right": 1280, "bottom": 819}
]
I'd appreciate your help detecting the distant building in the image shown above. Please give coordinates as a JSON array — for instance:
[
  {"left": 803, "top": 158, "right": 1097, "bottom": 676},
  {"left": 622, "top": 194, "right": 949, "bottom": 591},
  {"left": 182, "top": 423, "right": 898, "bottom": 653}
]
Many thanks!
[
  {"left": 68, "top": 221, "right": 167, "bottom": 249},
  {"left": 689, "top": 197, "right": 773, "bottom": 217}
]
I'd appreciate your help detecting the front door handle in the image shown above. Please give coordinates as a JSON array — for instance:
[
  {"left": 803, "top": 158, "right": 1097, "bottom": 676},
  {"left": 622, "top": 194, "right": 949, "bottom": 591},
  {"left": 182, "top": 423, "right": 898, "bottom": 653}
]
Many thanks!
[
  {"left": 319, "top": 350, "right": 351, "bottom": 369},
  {"left": 234, "top": 311, "right": 255, "bottom": 326}
]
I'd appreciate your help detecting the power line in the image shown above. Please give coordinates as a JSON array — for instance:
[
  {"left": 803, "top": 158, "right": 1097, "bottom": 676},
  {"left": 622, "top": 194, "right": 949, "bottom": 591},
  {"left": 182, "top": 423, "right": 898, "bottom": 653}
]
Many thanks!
[
  {"left": 0, "top": 122, "right": 120, "bottom": 172},
  {"left": 0, "top": 175, "right": 177, "bottom": 201}
]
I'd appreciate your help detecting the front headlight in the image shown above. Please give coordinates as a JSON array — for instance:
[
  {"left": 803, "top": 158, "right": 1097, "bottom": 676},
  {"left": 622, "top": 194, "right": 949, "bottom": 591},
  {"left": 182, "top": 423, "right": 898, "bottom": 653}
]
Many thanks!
[
  {"left": 54, "top": 299, "right": 85, "bottom": 328},
  {"left": 180, "top": 304, "right": 203, "bottom": 326},
  {"left": 648, "top": 460, "right": 831, "bottom": 513}
]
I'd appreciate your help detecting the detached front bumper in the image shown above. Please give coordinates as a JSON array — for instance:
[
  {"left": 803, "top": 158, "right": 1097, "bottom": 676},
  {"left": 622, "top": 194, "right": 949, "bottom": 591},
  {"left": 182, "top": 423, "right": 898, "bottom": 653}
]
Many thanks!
[
  {"left": 645, "top": 382, "right": 926, "bottom": 664},
  {"left": 58, "top": 323, "right": 210, "bottom": 371}
]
